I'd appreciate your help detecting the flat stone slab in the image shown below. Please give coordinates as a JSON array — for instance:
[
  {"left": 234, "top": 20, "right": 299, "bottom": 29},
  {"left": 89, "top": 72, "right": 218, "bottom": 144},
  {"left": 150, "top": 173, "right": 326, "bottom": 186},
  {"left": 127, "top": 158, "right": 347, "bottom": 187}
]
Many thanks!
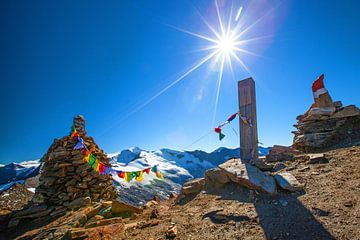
[
  {"left": 274, "top": 172, "right": 304, "bottom": 192},
  {"left": 218, "top": 158, "right": 277, "bottom": 195},
  {"left": 308, "top": 153, "right": 329, "bottom": 164}
]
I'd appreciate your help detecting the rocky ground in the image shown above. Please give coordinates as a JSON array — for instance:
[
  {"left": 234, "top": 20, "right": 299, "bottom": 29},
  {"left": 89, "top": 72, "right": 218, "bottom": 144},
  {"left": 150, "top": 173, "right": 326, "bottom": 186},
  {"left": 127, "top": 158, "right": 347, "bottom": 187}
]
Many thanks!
[
  {"left": 0, "top": 184, "right": 34, "bottom": 212},
  {"left": 122, "top": 146, "right": 360, "bottom": 240},
  {"left": 1, "top": 146, "right": 359, "bottom": 240}
]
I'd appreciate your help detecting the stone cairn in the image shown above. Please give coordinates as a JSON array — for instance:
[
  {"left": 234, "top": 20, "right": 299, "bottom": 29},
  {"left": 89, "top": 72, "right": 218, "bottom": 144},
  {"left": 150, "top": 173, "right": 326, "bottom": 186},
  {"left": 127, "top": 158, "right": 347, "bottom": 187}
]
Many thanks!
[
  {"left": 292, "top": 76, "right": 360, "bottom": 152},
  {"left": 33, "top": 115, "right": 116, "bottom": 208}
]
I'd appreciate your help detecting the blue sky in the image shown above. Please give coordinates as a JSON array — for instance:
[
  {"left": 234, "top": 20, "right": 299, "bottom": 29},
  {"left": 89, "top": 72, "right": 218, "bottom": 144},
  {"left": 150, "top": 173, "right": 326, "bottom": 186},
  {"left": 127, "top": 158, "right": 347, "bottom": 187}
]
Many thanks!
[{"left": 1, "top": 0, "right": 359, "bottom": 164}]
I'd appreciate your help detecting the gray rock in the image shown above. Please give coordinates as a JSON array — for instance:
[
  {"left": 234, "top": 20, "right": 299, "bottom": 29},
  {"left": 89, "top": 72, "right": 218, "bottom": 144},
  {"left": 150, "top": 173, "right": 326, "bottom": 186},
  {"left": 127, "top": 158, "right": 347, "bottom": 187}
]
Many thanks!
[
  {"left": 272, "top": 163, "right": 286, "bottom": 172},
  {"left": 308, "top": 153, "right": 329, "bottom": 164},
  {"left": 68, "top": 197, "right": 91, "bottom": 210},
  {"left": 251, "top": 158, "right": 274, "bottom": 171},
  {"left": 330, "top": 105, "right": 360, "bottom": 119},
  {"left": 7, "top": 218, "right": 20, "bottom": 228},
  {"left": 274, "top": 172, "right": 303, "bottom": 192},
  {"left": 13, "top": 204, "right": 48, "bottom": 218},
  {"left": 219, "top": 158, "right": 277, "bottom": 195}
]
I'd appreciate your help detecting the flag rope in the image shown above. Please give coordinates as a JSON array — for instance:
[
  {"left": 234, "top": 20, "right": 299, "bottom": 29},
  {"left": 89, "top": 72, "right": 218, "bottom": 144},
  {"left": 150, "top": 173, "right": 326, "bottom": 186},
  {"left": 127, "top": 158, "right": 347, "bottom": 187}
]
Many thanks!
[{"left": 183, "top": 111, "right": 252, "bottom": 150}]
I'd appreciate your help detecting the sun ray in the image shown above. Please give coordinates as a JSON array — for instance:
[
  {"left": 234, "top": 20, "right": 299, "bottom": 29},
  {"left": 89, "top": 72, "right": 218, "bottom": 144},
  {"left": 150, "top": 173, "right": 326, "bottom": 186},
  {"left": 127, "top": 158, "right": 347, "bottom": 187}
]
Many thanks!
[
  {"left": 233, "top": 34, "right": 274, "bottom": 46},
  {"left": 230, "top": 50, "right": 252, "bottom": 75},
  {"left": 212, "top": 53, "right": 226, "bottom": 127},
  {"left": 187, "top": 45, "right": 220, "bottom": 54},
  {"left": 121, "top": 50, "right": 220, "bottom": 121},
  {"left": 166, "top": 23, "right": 219, "bottom": 44},
  {"left": 215, "top": 0, "right": 225, "bottom": 36},
  {"left": 233, "top": 46, "right": 262, "bottom": 57},
  {"left": 192, "top": 5, "right": 222, "bottom": 40},
  {"left": 226, "top": 1, "right": 234, "bottom": 37}
]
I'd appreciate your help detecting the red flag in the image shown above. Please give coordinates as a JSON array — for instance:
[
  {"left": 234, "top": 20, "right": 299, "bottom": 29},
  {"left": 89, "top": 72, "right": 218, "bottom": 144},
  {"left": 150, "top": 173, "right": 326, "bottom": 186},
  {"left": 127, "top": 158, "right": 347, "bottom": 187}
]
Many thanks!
[
  {"left": 82, "top": 148, "right": 89, "bottom": 155},
  {"left": 117, "top": 171, "right": 125, "bottom": 178},
  {"left": 214, "top": 127, "right": 222, "bottom": 133},
  {"left": 143, "top": 168, "right": 151, "bottom": 175},
  {"left": 312, "top": 74, "right": 327, "bottom": 98}
]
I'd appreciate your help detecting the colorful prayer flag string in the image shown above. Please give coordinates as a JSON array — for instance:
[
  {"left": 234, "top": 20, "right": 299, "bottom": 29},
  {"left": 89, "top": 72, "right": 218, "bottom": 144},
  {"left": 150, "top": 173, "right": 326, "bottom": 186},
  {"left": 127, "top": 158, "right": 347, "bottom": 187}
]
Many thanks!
[
  {"left": 214, "top": 112, "right": 252, "bottom": 141},
  {"left": 70, "top": 125, "right": 164, "bottom": 183}
]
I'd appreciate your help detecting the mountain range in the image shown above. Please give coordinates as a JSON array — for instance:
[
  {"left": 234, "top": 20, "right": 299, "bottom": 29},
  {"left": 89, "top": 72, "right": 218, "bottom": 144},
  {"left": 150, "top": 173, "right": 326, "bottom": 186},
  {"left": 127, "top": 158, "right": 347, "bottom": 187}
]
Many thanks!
[{"left": 0, "top": 146, "right": 270, "bottom": 205}]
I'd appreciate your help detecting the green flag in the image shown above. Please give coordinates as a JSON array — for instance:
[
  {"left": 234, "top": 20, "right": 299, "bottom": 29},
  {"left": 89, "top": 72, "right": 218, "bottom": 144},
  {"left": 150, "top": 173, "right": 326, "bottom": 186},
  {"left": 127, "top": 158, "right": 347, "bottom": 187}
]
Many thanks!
[
  {"left": 89, "top": 154, "right": 96, "bottom": 166},
  {"left": 219, "top": 132, "right": 225, "bottom": 141}
]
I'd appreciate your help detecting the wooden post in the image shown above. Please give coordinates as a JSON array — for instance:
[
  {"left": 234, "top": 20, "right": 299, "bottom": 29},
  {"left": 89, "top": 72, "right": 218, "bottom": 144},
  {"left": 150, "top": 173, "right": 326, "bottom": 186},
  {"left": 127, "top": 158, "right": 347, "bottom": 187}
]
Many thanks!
[{"left": 238, "top": 78, "right": 258, "bottom": 162}]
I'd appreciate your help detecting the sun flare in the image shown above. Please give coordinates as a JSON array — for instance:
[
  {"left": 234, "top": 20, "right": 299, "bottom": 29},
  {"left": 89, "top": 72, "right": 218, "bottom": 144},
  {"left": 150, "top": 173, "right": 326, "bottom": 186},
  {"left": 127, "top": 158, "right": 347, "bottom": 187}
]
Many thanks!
[{"left": 216, "top": 34, "right": 236, "bottom": 57}]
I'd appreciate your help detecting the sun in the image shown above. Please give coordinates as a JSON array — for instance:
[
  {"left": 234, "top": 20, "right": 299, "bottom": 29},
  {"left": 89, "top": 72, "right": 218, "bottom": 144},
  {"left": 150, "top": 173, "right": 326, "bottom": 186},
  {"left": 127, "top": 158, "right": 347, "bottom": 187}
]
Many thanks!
[
  {"left": 112, "top": 0, "right": 270, "bottom": 129},
  {"left": 216, "top": 34, "right": 236, "bottom": 57}
]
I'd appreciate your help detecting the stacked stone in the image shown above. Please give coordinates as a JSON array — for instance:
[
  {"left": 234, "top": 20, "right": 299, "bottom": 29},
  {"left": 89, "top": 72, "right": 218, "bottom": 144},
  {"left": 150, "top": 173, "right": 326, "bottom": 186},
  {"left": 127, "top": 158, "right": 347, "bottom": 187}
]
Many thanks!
[
  {"left": 33, "top": 115, "right": 116, "bottom": 208},
  {"left": 292, "top": 105, "right": 360, "bottom": 153}
]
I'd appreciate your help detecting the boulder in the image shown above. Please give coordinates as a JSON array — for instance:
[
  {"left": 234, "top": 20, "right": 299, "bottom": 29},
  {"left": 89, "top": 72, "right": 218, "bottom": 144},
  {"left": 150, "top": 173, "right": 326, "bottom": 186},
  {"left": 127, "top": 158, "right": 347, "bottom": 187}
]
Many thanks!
[
  {"left": 266, "top": 145, "right": 300, "bottom": 162},
  {"left": 205, "top": 168, "right": 230, "bottom": 184},
  {"left": 218, "top": 158, "right": 277, "bottom": 195},
  {"left": 111, "top": 200, "right": 142, "bottom": 215},
  {"left": 274, "top": 172, "right": 304, "bottom": 192},
  {"left": 181, "top": 178, "right": 205, "bottom": 195}
]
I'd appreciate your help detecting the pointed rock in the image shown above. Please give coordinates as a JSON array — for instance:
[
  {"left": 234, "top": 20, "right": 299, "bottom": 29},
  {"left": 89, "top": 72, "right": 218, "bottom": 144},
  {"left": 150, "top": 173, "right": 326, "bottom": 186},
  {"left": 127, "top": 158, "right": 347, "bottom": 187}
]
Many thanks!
[{"left": 218, "top": 158, "right": 277, "bottom": 195}]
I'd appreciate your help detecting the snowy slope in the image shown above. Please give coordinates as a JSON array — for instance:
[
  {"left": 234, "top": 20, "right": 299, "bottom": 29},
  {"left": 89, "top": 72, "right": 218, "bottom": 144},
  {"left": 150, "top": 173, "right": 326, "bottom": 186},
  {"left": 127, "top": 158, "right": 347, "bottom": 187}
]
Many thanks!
[{"left": 0, "top": 146, "right": 270, "bottom": 204}]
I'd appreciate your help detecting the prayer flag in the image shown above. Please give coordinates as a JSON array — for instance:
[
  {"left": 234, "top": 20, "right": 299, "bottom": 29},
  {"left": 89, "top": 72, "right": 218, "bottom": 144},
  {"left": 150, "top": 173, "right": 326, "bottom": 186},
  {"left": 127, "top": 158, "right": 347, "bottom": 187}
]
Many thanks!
[
  {"left": 89, "top": 154, "right": 96, "bottom": 166},
  {"left": 227, "top": 113, "right": 237, "bottom": 122},
  {"left": 219, "top": 132, "right": 225, "bottom": 141},
  {"left": 74, "top": 138, "right": 86, "bottom": 150},
  {"left": 117, "top": 171, "right": 125, "bottom": 178},
  {"left": 156, "top": 171, "right": 164, "bottom": 179},
  {"left": 135, "top": 171, "right": 143, "bottom": 182},
  {"left": 82, "top": 148, "right": 89, "bottom": 155},
  {"left": 83, "top": 154, "right": 90, "bottom": 163},
  {"left": 124, "top": 172, "right": 131, "bottom": 182},
  {"left": 143, "top": 168, "right": 151, "bottom": 175},
  {"left": 214, "top": 127, "right": 222, "bottom": 133},
  {"left": 312, "top": 74, "right": 327, "bottom": 98}
]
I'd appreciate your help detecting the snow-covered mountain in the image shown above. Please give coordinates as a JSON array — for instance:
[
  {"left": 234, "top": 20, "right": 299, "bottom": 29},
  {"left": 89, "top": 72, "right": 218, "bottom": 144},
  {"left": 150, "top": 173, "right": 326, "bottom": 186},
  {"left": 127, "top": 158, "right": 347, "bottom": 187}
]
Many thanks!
[
  {"left": 0, "top": 160, "right": 41, "bottom": 192},
  {"left": 0, "top": 146, "right": 270, "bottom": 205}
]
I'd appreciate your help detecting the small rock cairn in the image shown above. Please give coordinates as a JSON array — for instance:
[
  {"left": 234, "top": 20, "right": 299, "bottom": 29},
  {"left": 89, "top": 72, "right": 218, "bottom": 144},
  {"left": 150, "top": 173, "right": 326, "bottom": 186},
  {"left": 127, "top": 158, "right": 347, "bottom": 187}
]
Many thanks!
[
  {"left": 293, "top": 104, "right": 360, "bottom": 152},
  {"left": 33, "top": 115, "right": 116, "bottom": 208}
]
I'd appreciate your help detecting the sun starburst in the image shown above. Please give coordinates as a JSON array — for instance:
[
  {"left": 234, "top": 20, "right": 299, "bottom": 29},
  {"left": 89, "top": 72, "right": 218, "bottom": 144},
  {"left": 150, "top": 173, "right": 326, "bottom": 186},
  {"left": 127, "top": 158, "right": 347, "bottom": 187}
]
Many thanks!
[{"left": 101, "top": 0, "right": 274, "bottom": 135}]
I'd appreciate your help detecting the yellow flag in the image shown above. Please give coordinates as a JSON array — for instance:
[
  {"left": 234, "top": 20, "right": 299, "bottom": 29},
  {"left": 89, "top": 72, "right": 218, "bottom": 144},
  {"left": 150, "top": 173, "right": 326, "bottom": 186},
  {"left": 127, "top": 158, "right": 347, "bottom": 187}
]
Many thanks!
[
  {"left": 83, "top": 154, "right": 90, "bottom": 163},
  {"left": 135, "top": 171, "right": 144, "bottom": 182},
  {"left": 124, "top": 172, "right": 131, "bottom": 182},
  {"left": 156, "top": 171, "right": 164, "bottom": 179},
  {"left": 95, "top": 160, "right": 100, "bottom": 172}
]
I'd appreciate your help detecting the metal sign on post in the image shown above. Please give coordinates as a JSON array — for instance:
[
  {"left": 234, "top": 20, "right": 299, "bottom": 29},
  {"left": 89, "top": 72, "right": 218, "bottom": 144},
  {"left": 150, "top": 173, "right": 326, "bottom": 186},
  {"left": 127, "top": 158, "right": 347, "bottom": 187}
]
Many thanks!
[{"left": 238, "top": 77, "right": 258, "bottom": 162}]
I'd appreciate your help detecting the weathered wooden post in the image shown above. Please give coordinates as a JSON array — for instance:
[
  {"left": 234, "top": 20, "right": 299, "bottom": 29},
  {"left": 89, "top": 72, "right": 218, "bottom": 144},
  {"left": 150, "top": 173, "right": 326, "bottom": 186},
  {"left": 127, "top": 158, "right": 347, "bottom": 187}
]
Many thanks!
[{"left": 238, "top": 77, "right": 258, "bottom": 162}]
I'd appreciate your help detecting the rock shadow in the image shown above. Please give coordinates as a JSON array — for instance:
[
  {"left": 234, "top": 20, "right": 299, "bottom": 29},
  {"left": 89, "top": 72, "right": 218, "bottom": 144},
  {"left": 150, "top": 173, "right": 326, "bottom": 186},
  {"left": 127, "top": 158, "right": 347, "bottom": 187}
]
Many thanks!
[
  {"left": 253, "top": 193, "right": 335, "bottom": 240},
  {"left": 244, "top": 163, "right": 335, "bottom": 240},
  {"left": 202, "top": 210, "right": 250, "bottom": 224}
]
